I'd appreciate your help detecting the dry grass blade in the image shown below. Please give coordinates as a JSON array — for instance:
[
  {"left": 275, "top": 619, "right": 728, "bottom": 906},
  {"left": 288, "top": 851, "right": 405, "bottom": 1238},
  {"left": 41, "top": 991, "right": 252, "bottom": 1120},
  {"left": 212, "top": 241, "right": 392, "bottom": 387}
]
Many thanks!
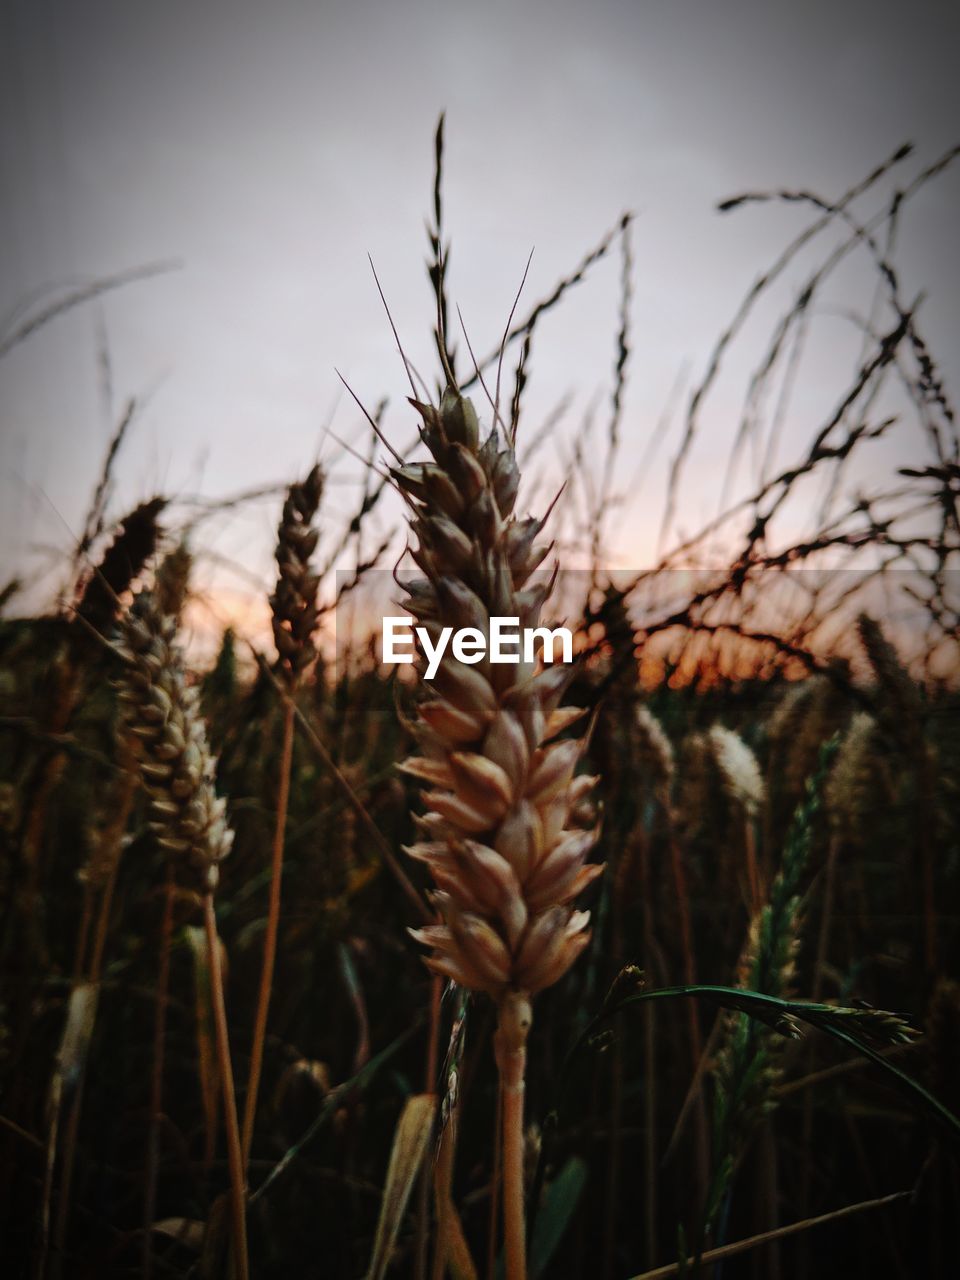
[
  {"left": 592, "top": 215, "right": 633, "bottom": 572},
  {"left": 462, "top": 213, "right": 632, "bottom": 389},
  {"left": 659, "top": 141, "right": 915, "bottom": 548},
  {"left": 73, "top": 398, "right": 138, "bottom": 576},
  {"left": 626, "top": 1190, "right": 910, "bottom": 1280},
  {"left": 0, "top": 260, "right": 180, "bottom": 361},
  {"left": 365, "top": 1093, "right": 438, "bottom": 1280}
]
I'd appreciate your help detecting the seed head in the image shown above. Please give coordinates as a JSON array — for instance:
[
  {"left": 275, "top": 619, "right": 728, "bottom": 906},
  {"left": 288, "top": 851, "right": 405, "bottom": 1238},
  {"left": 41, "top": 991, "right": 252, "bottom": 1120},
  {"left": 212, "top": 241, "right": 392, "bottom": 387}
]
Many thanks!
[
  {"left": 825, "top": 712, "right": 878, "bottom": 843},
  {"left": 857, "top": 613, "right": 926, "bottom": 753},
  {"left": 399, "top": 390, "right": 602, "bottom": 1000},
  {"left": 76, "top": 497, "right": 166, "bottom": 633},
  {"left": 155, "top": 541, "right": 192, "bottom": 621},
  {"left": 115, "top": 584, "right": 233, "bottom": 891},
  {"left": 634, "top": 704, "right": 674, "bottom": 791},
  {"left": 271, "top": 465, "right": 323, "bottom": 688},
  {"left": 707, "top": 724, "right": 764, "bottom": 818}
]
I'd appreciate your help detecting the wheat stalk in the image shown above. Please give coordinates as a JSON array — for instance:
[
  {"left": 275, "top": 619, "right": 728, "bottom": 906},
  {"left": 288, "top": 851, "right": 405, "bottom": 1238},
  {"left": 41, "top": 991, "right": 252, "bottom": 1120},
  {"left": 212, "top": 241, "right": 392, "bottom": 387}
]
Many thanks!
[
  {"left": 396, "top": 388, "right": 602, "bottom": 1279},
  {"left": 243, "top": 464, "right": 323, "bottom": 1170},
  {"left": 114, "top": 580, "right": 248, "bottom": 1280},
  {"left": 708, "top": 738, "right": 838, "bottom": 1256},
  {"left": 40, "top": 529, "right": 170, "bottom": 1276}
]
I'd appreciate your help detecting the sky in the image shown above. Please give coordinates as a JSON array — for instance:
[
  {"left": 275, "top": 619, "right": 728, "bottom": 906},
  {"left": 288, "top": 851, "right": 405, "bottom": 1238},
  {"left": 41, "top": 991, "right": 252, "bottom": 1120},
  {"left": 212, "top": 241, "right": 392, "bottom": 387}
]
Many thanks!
[{"left": 1, "top": 0, "right": 958, "bottom": 638}]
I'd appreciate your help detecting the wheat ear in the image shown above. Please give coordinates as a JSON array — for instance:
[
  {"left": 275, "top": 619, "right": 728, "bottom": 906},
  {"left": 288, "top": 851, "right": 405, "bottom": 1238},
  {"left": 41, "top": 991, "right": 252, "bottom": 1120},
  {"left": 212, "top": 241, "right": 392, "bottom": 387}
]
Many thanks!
[
  {"left": 397, "top": 388, "right": 602, "bottom": 1279},
  {"left": 707, "top": 724, "right": 765, "bottom": 911},
  {"left": 242, "top": 465, "right": 322, "bottom": 1171},
  {"left": 114, "top": 583, "right": 248, "bottom": 1280}
]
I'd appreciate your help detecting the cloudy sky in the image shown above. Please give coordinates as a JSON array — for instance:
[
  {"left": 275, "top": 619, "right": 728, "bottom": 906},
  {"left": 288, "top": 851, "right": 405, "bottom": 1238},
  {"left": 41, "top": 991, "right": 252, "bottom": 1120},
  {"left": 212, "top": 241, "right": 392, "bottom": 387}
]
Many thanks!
[{"left": 1, "top": 1, "right": 958, "bottom": 631}]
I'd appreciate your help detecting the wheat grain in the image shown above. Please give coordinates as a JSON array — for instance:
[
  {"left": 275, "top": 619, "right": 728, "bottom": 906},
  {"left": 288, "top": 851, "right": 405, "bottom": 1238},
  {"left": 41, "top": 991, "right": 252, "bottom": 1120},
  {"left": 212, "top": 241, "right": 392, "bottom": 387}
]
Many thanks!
[{"left": 398, "top": 390, "right": 601, "bottom": 1001}]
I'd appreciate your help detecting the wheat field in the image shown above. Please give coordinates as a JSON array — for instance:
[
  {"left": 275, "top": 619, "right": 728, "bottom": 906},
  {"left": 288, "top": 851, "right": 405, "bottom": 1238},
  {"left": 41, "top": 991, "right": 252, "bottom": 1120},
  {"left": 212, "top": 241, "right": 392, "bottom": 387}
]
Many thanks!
[{"left": 0, "top": 120, "right": 958, "bottom": 1279}]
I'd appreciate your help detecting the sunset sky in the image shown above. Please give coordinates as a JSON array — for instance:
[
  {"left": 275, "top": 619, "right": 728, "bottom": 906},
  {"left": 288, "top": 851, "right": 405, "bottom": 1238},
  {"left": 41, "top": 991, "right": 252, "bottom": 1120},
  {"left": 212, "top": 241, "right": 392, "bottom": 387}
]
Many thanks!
[{"left": 2, "top": 1, "right": 958, "bottom": 638}]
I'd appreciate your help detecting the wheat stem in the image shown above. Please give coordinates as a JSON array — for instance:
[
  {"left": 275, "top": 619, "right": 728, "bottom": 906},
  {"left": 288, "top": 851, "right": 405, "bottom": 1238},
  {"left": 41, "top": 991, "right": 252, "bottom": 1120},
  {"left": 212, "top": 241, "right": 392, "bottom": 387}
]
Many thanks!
[
  {"left": 143, "top": 865, "right": 175, "bottom": 1279},
  {"left": 204, "top": 893, "right": 248, "bottom": 1280},
  {"left": 495, "top": 993, "right": 530, "bottom": 1280},
  {"left": 242, "top": 698, "right": 295, "bottom": 1168},
  {"left": 415, "top": 973, "right": 443, "bottom": 1280},
  {"left": 487, "top": 1081, "right": 503, "bottom": 1280}
]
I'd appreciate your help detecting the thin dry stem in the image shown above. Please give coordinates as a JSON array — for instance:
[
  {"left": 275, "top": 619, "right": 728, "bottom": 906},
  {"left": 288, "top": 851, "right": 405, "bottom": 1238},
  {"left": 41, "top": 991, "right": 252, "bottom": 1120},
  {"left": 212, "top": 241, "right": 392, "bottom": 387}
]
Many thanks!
[
  {"left": 204, "top": 893, "right": 249, "bottom": 1280},
  {"left": 242, "top": 698, "right": 295, "bottom": 1169},
  {"left": 143, "top": 866, "right": 175, "bottom": 1279}
]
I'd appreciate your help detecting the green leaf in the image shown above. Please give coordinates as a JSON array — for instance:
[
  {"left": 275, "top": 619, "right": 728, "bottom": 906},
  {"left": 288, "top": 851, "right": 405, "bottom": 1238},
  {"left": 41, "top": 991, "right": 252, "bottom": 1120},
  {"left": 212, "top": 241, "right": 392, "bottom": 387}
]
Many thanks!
[
  {"left": 607, "top": 985, "right": 959, "bottom": 1143},
  {"left": 529, "top": 1156, "right": 588, "bottom": 1279}
]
